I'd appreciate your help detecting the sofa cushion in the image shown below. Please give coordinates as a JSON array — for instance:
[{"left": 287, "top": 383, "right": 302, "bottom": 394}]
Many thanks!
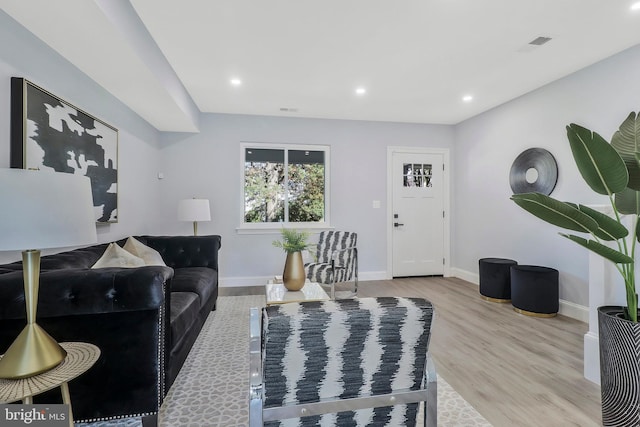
[
  {"left": 124, "top": 237, "right": 166, "bottom": 267},
  {"left": 92, "top": 243, "right": 145, "bottom": 269},
  {"left": 171, "top": 267, "right": 217, "bottom": 310},
  {"left": 170, "top": 292, "right": 200, "bottom": 346}
]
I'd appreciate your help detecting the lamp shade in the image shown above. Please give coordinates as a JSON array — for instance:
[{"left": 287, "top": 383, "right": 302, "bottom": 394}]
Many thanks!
[
  {"left": 0, "top": 169, "right": 97, "bottom": 251},
  {"left": 177, "top": 198, "right": 211, "bottom": 222}
]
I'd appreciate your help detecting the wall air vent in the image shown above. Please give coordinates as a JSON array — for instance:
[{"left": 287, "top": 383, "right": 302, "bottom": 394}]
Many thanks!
[{"left": 528, "top": 36, "right": 552, "bottom": 46}]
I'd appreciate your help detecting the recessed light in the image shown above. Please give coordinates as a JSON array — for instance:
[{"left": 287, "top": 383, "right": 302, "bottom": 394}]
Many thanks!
[
  {"left": 230, "top": 78, "right": 242, "bottom": 86},
  {"left": 632, "top": 1, "right": 640, "bottom": 10},
  {"left": 355, "top": 87, "right": 366, "bottom": 95},
  {"left": 462, "top": 95, "right": 473, "bottom": 102}
]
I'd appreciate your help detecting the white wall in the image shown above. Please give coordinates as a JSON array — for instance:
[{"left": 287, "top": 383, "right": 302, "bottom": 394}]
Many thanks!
[
  {"left": 454, "top": 43, "right": 640, "bottom": 307},
  {"left": 156, "top": 113, "right": 454, "bottom": 284},
  {"left": 3, "top": 5, "right": 638, "bottom": 310},
  {"left": 0, "top": 10, "right": 162, "bottom": 264}
]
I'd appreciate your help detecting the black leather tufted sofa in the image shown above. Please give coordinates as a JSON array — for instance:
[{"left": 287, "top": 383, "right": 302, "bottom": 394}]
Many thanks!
[{"left": 0, "top": 235, "right": 221, "bottom": 426}]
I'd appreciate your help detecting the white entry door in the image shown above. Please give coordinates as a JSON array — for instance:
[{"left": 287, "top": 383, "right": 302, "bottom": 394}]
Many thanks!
[{"left": 392, "top": 151, "right": 445, "bottom": 277}]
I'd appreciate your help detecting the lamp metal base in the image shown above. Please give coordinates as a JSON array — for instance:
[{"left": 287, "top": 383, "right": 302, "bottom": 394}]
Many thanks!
[
  {"left": 0, "top": 249, "right": 67, "bottom": 379},
  {"left": 0, "top": 323, "right": 67, "bottom": 379}
]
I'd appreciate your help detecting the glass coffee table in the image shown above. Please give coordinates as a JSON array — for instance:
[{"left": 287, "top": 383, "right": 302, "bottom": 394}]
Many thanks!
[{"left": 265, "top": 281, "right": 330, "bottom": 306}]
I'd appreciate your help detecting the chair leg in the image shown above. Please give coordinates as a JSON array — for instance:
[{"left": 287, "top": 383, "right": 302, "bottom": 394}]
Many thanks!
[
  {"left": 353, "top": 248, "right": 358, "bottom": 296},
  {"left": 425, "top": 382, "right": 437, "bottom": 427},
  {"left": 353, "top": 269, "right": 358, "bottom": 296},
  {"left": 330, "top": 259, "right": 336, "bottom": 300},
  {"left": 141, "top": 414, "right": 158, "bottom": 427},
  {"left": 425, "top": 354, "right": 437, "bottom": 427}
]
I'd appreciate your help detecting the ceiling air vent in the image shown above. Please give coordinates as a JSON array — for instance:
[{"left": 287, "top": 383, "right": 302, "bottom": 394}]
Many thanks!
[
  {"left": 528, "top": 36, "right": 552, "bottom": 46},
  {"left": 517, "top": 36, "right": 553, "bottom": 53}
]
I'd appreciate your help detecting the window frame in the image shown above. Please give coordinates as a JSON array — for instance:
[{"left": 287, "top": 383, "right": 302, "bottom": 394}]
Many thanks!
[{"left": 238, "top": 142, "right": 331, "bottom": 233}]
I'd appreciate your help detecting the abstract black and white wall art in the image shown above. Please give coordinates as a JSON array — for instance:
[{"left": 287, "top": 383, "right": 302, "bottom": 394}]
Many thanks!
[{"left": 10, "top": 78, "right": 119, "bottom": 223}]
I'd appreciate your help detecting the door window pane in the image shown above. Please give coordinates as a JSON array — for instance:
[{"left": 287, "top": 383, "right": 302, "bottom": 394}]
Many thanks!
[{"left": 403, "top": 163, "right": 433, "bottom": 188}]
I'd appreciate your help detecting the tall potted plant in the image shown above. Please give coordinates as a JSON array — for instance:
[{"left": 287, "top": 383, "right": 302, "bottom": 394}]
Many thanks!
[
  {"left": 272, "top": 228, "right": 311, "bottom": 291},
  {"left": 511, "top": 111, "right": 640, "bottom": 426}
]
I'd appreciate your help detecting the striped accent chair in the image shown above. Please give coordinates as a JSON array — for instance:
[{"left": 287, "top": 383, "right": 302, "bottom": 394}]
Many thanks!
[
  {"left": 304, "top": 231, "right": 358, "bottom": 300},
  {"left": 249, "top": 297, "right": 437, "bottom": 427}
]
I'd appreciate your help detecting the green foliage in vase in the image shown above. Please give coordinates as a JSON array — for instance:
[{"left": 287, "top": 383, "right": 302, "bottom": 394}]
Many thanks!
[
  {"left": 272, "top": 228, "right": 312, "bottom": 253},
  {"left": 511, "top": 112, "right": 640, "bottom": 322}
]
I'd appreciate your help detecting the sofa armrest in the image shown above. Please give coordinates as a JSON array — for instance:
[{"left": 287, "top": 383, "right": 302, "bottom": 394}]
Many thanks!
[
  {"left": 0, "top": 266, "right": 174, "bottom": 423},
  {"left": 139, "top": 235, "right": 221, "bottom": 270},
  {"left": 0, "top": 266, "right": 172, "bottom": 320}
]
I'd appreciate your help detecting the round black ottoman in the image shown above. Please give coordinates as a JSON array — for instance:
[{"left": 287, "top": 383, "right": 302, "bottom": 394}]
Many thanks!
[
  {"left": 511, "top": 265, "right": 559, "bottom": 317},
  {"left": 479, "top": 258, "right": 518, "bottom": 302}
]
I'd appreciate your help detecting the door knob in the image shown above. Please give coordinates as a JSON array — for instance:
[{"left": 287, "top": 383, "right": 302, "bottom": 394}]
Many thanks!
[{"left": 394, "top": 222, "right": 404, "bottom": 227}]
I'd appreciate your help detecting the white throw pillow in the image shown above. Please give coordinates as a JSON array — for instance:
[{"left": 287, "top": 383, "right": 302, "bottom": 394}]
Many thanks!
[
  {"left": 92, "top": 243, "right": 146, "bottom": 269},
  {"left": 123, "top": 237, "right": 167, "bottom": 266}
]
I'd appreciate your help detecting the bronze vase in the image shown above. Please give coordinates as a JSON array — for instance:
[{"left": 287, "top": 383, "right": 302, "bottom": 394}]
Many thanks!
[{"left": 283, "top": 251, "right": 305, "bottom": 291}]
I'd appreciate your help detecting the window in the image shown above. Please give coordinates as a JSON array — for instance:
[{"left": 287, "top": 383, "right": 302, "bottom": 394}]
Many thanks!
[{"left": 241, "top": 143, "right": 330, "bottom": 227}]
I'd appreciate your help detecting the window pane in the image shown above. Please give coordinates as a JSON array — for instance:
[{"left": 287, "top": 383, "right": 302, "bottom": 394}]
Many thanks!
[
  {"left": 403, "top": 163, "right": 413, "bottom": 187},
  {"left": 244, "top": 148, "right": 285, "bottom": 222},
  {"left": 423, "top": 164, "right": 433, "bottom": 187},
  {"left": 288, "top": 150, "right": 325, "bottom": 222}
]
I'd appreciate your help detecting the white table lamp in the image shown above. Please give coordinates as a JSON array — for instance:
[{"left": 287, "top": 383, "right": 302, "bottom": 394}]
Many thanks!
[
  {"left": 0, "top": 169, "right": 97, "bottom": 379},
  {"left": 178, "top": 198, "right": 211, "bottom": 236}
]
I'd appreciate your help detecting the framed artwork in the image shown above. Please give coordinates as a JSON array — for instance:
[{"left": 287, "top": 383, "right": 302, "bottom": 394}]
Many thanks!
[{"left": 10, "top": 77, "right": 119, "bottom": 223}]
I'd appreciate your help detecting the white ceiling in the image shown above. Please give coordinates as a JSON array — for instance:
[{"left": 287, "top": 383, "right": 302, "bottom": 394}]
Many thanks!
[{"left": 2, "top": 0, "right": 640, "bottom": 132}]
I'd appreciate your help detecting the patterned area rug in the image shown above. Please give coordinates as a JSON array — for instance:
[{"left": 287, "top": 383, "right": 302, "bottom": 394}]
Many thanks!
[{"left": 79, "top": 295, "right": 491, "bottom": 426}]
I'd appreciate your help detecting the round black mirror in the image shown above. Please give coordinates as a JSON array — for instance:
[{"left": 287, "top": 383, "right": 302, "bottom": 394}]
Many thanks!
[{"left": 509, "top": 148, "right": 558, "bottom": 195}]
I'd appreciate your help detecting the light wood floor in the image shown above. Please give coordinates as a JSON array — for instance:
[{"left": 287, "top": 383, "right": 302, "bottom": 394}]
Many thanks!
[{"left": 222, "top": 276, "right": 602, "bottom": 426}]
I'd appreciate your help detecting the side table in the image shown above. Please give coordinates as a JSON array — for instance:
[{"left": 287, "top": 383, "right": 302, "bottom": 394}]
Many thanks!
[{"left": 0, "top": 342, "right": 100, "bottom": 427}]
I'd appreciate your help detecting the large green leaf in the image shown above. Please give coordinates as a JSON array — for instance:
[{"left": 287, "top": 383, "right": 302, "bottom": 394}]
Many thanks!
[
  {"left": 561, "top": 234, "right": 634, "bottom": 264},
  {"left": 578, "top": 204, "right": 628, "bottom": 240},
  {"left": 511, "top": 193, "right": 598, "bottom": 233},
  {"left": 615, "top": 187, "right": 640, "bottom": 215},
  {"left": 611, "top": 112, "right": 640, "bottom": 190},
  {"left": 567, "top": 124, "right": 628, "bottom": 195}
]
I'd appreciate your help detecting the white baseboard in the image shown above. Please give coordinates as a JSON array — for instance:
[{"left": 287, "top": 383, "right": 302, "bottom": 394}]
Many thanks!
[
  {"left": 559, "top": 300, "right": 589, "bottom": 323},
  {"left": 452, "top": 268, "right": 588, "bottom": 323},
  {"left": 219, "top": 276, "right": 273, "bottom": 287},
  {"left": 220, "top": 271, "right": 388, "bottom": 288},
  {"left": 451, "top": 267, "right": 479, "bottom": 285},
  {"left": 584, "top": 331, "right": 600, "bottom": 385},
  {"left": 359, "top": 271, "right": 387, "bottom": 281}
]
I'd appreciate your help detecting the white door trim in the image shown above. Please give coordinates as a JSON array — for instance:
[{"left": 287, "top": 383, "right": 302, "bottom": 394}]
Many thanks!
[{"left": 386, "top": 146, "right": 451, "bottom": 279}]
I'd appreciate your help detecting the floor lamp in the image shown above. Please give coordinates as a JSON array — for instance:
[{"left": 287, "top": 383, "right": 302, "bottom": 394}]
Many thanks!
[
  {"left": 178, "top": 198, "right": 211, "bottom": 236},
  {"left": 0, "top": 169, "right": 97, "bottom": 379}
]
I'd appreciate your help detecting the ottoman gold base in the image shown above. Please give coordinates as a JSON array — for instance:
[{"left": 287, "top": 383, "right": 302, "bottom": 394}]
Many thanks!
[
  {"left": 480, "top": 295, "right": 511, "bottom": 303},
  {"left": 514, "top": 307, "right": 557, "bottom": 318}
]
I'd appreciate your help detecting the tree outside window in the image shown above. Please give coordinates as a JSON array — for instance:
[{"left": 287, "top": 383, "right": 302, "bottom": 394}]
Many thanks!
[{"left": 243, "top": 146, "right": 328, "bottom": 224}]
